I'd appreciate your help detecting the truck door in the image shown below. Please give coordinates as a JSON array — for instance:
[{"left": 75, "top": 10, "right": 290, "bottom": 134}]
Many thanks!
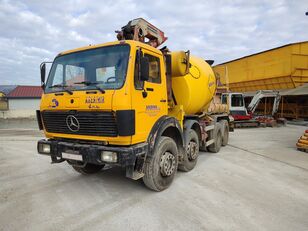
[{"left": 131, "top": 48, "right": 168, "bottom": 143}]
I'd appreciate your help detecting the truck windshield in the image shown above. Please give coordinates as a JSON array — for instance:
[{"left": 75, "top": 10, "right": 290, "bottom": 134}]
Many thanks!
[{"left": 45, "top": 44, "right": 130, "bottom": 93}]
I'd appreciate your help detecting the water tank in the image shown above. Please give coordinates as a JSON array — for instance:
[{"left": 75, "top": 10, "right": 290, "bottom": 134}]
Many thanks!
[{"left": 171, "top": 53, "right": 216, "bottom": 115}]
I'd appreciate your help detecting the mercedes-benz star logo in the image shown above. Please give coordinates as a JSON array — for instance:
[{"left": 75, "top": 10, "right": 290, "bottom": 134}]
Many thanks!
[{"left": 66, "top": 115, "right": 80, "bottom": 132}]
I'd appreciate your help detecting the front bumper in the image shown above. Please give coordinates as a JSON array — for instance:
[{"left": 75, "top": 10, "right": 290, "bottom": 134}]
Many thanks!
[{"left": 37, "top": 139, "right": 148, "bottom": 180}]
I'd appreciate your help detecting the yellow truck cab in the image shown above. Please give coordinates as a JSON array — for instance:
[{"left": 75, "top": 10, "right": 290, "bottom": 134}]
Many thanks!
[{"left": 37, "top": 18, "right": 232, "bottom": 191}]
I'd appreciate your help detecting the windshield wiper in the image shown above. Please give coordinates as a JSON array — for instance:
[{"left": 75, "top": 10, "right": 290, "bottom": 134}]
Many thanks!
[
  {"left": 74, "top": 81, "right": 105, "bottom": 93},
  {"left": 49, "top": 84, "right": 73, "bottom": 95}
]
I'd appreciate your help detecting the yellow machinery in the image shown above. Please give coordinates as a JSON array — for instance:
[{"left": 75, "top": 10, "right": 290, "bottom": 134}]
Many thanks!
[
  {"left": 37, "top": 18, "right": 231, "bottom": 191},
  {"left": 213, "top": 41, "right": 308, "bottom": 92},
  {"left": 172, "top": 55, "right": 216, "bottom": 114},
  {"left": 0, "top": 92, "right": 8, "bottom": 111}
]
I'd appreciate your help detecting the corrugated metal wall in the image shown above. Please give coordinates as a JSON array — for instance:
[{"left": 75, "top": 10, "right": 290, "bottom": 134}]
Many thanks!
[{"left": 213, "top": 41, "right": 308, "bottom": 92}]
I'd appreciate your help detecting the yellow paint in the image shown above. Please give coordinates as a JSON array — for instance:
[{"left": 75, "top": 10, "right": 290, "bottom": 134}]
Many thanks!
[
  {"left": 59, "top": 41, "right": 124, "bottom": 55},
  {"left": 170, "top": 51, "right": 188, "bottom": 76},
  {"left": 172, "top": 55, "right": 216, "bottom": 115},
  {"left": 130, "top": 45, "right": 168, "bottom": 144},
  {"left": 41, "top": 41, "right": 167, "bottom": 145},
  {"left": 40, "top": 40, "right": 216, "bottom": 146},
  {"left": 0, "top": 92, "right": 8, "bottom": 110},
  {"left": 168, "top": 105, "right": 185, "bottom": 128},
  {"left": 213, "top": 41, "right": 308, "bottom": 92}
]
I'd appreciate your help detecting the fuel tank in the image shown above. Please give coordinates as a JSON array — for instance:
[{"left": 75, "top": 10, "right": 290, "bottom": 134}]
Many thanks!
[{"left": 171, "top": 53, "right": 216, "bottom": 115}]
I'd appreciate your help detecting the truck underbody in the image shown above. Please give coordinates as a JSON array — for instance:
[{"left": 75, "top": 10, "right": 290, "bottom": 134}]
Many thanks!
[{"left": 38, "top": 113, "right": 232, "bottom": 190}]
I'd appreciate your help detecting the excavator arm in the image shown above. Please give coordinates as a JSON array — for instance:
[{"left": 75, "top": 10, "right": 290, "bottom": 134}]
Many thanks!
[{"left": 247, "top": 90, "right": 281, "bottom": 116}]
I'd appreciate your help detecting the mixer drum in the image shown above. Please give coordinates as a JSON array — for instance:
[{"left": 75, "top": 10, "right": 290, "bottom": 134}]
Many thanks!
[{"left": 171, "top": 54, "right": 216, "bottom": 115}]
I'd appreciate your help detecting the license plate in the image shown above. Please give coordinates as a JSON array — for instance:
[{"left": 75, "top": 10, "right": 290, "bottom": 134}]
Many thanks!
[{"left": 62, "top": 152, "right": 83, "bottom": 161}]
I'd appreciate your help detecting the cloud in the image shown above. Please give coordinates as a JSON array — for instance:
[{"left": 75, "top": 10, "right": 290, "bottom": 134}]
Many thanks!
[{"left": 0, "top": 0, "right": 307, "bottom": 85}]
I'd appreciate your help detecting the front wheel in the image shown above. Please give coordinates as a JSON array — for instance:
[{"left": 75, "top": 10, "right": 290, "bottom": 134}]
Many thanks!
[
  {"left": 143, "top": 136, "right": 178, "bottom": 191},
  {"left": 72, "top": 163, "right": 105, "bottom": 174}
]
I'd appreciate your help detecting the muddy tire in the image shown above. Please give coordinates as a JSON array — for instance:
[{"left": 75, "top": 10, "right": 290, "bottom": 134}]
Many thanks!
[
  {"left": 72, "top": 163, "right": 104, "bottom": 174},
  {"left": 143, "top": 136, "right": 178, "bottom": 191},
  {"left": 208, "top": 124, "right": 222, "bottom": 153},
  {"left": 220, "top": 120, "right": 229, "bottom": 146},
  {"left": 178, "top": 129, "right": 199, "bottom": 172}
]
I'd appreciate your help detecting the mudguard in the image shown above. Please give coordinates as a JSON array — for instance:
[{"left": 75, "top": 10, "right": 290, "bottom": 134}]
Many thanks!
[
  {"left": 183, "top": 119, "right": 201, "bottom": 145},
  {"left": 147, "top": 116, "right": 184, "bottom": 158}
]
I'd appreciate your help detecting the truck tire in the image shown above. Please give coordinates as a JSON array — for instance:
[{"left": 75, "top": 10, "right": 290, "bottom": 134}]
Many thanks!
[
  {"left": 208, "top": 124, "right": 222, "bottom": 153},
  {"left": 220, "top": 120, "right": 229, "bottom": 146},
  {"left": 178, "top": 129, "right": 199, "bottom": 172},
  {"left": 72, "top": 163, "right": 105, "bottom": 174},
  {"left": 143, "top": 136, "right": 178, "bottom": 191}
]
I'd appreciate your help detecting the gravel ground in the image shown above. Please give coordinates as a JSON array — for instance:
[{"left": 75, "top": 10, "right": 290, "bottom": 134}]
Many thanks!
[{"left": 0, "top": 124, "right": 308, "bottom": 231}]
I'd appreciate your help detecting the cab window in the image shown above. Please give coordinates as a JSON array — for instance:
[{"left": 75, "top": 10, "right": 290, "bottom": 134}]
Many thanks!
[
  {"left": 65, "top": 65, "right": 85, "bottom": 85},
  {"left": 145, "top": 54, "right": 161, "bottom": 84},
  {"left": 134, "top": 52, "right": 161, "bottom": 89},
  {"left": 53, "top": 64, "right": 63, "bottom": 85},
  {"left": 221, "top": 94, "right": 227, "bottom": 104},
  {"left": 134, "top": 52, "right": 143, "bottom": 90},
  {"left": 96, "top": 66, "right": 116, "bottom": 82}
]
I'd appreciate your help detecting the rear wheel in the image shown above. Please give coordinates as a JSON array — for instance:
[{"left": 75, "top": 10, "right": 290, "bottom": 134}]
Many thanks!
[
  {"left": 143, "top": 136, "right": 178, "bottom": 191},
  {"left": 208, "top": 124, "right": 222, "bottom": 153},
  {"left": 72, "top": 163, "right": 105, "bottom": 174},
  {"left": 220, "top": 120, "right": 229, "bottom": 146},
  {"left": 178, "top": 129, "right": 199, "bottom": 172}
]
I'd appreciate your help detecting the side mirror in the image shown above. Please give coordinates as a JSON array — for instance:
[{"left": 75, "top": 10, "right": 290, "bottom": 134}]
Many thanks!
[
  {"left": 40, "top": 62, "right": 46, "bottom": 89},
  {"left": 184, "top": 50, "right": 190, "bottom": 75},
  {"left": 140, "top": 56, "right": 149, "bottom": 81}
]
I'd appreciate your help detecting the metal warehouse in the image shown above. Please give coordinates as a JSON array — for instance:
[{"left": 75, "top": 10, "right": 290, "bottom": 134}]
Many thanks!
[{"left": 213, "top": 41, "right": 308, "bottom": 119}]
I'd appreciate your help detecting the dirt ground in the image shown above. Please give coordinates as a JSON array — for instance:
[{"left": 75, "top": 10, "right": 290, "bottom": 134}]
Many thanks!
[{"left": 1, "top": 123, "right": 308, "bottom": 231}]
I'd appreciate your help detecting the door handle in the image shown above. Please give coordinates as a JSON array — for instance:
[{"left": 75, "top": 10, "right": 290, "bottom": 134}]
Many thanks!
[
  {"left": 146, "top": 87, "right": 154, "bottom": 92},
  {"left": 160, "top": 99, "right": 167, "bottom": 102}
]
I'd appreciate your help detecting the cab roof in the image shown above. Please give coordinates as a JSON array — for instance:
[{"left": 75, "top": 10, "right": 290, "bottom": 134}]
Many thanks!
[{"left": 58, "top": 40, "right": 162, "bottom": 56}]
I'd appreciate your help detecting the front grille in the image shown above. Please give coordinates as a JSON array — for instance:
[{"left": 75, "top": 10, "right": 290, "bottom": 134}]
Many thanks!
[{"left": 42, "top": 111, "right": 118, "bottom": 137}]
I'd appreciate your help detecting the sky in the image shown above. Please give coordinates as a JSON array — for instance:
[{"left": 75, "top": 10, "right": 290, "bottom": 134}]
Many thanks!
[{"left": 0, "top": 0, "right": 307, "bottom": 85}]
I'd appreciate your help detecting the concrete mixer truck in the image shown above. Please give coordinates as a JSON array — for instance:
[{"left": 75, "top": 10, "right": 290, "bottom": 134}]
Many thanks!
[{"left": 37, "top": 18, "right": 232, "bottom": 191}]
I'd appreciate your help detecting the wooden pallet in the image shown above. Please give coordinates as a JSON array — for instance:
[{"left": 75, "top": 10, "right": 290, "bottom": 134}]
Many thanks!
[{"left": 297, "top": 147, "right": 308, "bottom": 153}]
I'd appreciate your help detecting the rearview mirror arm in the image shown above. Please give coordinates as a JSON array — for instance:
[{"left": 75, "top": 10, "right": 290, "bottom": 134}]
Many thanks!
[{"left": 40, "top": 61, "right": 53, "bottom": 89}]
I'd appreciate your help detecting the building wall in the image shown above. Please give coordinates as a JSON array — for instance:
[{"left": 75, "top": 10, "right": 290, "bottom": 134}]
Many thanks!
[
  {"left": 8, "top": 98, "right": 40, "bottom": 110},
  {"left": 0, "top": 98, "right": 40, "bottom": 119}
]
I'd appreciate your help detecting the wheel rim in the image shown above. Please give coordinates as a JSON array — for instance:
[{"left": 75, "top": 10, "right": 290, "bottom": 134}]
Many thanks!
[
  {"left": 187, "top": 140, "right": 198, "bottom": 160},
  {"left": 160, "top": 152, "right": 176, "bottom": 176}
]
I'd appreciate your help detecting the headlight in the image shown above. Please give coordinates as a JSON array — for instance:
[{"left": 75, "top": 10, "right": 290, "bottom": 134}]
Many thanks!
[
  {"left": 38, "top": 143, "right": 51, "bottom": 154},
  {"left": 101, "top": 151, "right": 117, "bottom": 163}
]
